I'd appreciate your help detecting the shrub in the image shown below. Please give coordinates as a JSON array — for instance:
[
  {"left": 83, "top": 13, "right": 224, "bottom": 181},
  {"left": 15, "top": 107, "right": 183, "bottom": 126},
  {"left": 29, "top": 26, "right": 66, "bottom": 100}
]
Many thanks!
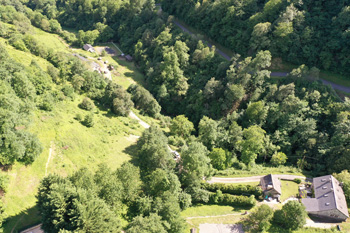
[
  {"left": 202, "top": 183, "right": 263, "bottom": 198},
  {"left": 82, "top": 114, "right": 94, "bottom": 127},
  {"left": 75, "top": 113, "right": 83, "bottom": 121},
  {"left": 271, "top": 152, "right": 288, "bottom": 166},
  {"left": 127, "top": 84, "right": 161, "bottom": 117},
  {"left": 293, "top": 178, "right": 302, "bottom": 184},
  {"left": 207, "top": 192, "right": 256, "bottom": 207},
  {"left": 0, "top": 173, "right": 9, "bottom": 193},
  {"left": 40, "top": 93, "right": 55, "bottom": 111},
  {"left": 79, "top": 97, "right": 95, "bottom": 111},
  {"left": 62, "top": 85, "right": 75, "bottom": 99}
]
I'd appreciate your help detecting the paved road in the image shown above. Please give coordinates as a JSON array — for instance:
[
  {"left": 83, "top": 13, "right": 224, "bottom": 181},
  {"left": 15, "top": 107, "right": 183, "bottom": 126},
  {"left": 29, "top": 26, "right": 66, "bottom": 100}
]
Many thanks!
[
  {"left": 208, "top": 174, "right": 305, "bottom": 184},
  {"left": 173, "top": 20, "right": 350, "bottom": 93},
  {"left": 320, "top": 79, "right": 350, "bottom": 93}
]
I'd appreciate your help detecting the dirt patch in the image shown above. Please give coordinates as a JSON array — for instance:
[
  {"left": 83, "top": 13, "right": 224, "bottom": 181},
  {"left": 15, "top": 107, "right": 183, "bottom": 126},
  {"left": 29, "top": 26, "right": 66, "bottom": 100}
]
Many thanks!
[
  {"left": 125, "top": 134, "right": 140, "bottom": 143},
  {"left": 305, "top": 219, "right": 336, "bottom": 229},
  {"left": 15, "top": 126, "right": 26, "bottom": 130},
  {"left": 199, "top": 224, "right": 244, "bottom": 233}
]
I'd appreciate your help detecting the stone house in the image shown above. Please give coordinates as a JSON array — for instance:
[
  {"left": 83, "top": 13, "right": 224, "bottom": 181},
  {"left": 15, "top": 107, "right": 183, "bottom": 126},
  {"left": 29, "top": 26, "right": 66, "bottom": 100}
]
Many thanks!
[
  {"left": 302, "top": 175, "right": 349, "bottom": 222},
  {"left": 260, "top": 174, "right": 282, "bottom": 198}
]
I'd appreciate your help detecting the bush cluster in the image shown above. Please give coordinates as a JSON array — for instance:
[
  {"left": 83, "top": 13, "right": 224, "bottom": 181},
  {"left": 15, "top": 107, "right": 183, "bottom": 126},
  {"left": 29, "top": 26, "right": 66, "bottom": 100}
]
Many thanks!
[
  {"left": 207, "top": 191, "right": 256, "bottom": 207},
  {"left": 202, "top": 183, "right": 263, "bottom": 197},
  {"left": 79, "top": 97, "right": 95, "bottom": 111}
]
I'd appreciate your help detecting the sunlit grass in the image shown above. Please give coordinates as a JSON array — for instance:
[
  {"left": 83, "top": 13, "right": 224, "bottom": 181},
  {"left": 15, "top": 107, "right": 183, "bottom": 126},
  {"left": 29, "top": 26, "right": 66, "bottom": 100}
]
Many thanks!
[{"left": 280, "top": 180, "right": 299, "bottom": 201}]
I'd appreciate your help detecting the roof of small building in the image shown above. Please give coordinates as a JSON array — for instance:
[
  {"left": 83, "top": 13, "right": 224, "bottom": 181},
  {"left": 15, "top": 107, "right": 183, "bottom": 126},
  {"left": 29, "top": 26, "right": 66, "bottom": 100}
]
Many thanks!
[
  {"left": 302, "top": 175, "right": 349, "bottom": 218},
  {"left": 83, "top": 44, "right": 94, "bottom": 51},
  {"left": 125, "top": 54, "right": 133, "bottom": 60},
  {"left": 260, "top": 174, "right": 282, "bottom": 195}
]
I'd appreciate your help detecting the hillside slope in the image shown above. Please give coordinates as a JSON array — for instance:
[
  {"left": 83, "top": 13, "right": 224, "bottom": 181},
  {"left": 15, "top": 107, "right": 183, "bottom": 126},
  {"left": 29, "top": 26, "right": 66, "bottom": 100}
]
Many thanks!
[{"left": 0, "top": 26, "right": 150, "bottom": 232}]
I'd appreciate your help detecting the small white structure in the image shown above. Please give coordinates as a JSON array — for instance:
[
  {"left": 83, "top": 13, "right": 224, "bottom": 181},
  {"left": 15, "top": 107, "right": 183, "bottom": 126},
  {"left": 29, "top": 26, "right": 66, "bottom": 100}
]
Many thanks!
[{"left": 83, "top": 44, "right": 95, "bottom": 52}]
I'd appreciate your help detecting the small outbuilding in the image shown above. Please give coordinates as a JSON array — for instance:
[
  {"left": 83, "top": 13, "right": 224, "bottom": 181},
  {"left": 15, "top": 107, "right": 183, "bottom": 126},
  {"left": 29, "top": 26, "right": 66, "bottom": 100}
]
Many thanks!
[
  {"left": 260, "top": 174, "right": 282, "bottom": 198},
  {"left": 125, "top": 54, "right": 133, "bottom": 62},
  {"left": 83, "top": 44, "right": 95, "bottom": 52},
  {"left": 302, "top": 175, "right": 349, "bottom": 222}
]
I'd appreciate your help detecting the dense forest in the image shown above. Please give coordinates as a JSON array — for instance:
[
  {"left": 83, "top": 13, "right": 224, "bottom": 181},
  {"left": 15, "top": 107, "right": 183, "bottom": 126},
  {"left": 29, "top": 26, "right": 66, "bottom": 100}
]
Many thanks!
[
  {"left": 162, "top": 0, "right": 350, "bottom": 75},
  {"left": 1, "top": 0, "right": 350, "bottom": 232},
  {"left": 16, "top": 0, "right": 350, "bottom": 174}
]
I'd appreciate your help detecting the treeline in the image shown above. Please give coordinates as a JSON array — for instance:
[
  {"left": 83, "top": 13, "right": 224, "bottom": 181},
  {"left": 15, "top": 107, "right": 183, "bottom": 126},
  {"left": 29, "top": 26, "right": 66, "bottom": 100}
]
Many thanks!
[
  {"left": 162, "top": 0, "right": 350, "bottom": 75},
  {"left": 0, "top": 45, "right": 43, "bottom": 165},
  {"left": 202, "top": 183, "right": 263, "bottom": 197},
  {"left": 0, "top": 0, "right": 115, "bottom": 46}
]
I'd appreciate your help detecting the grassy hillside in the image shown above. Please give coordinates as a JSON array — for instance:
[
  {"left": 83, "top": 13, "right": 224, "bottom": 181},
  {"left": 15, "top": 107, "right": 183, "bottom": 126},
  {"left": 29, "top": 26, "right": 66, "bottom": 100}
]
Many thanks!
[{"left": 0, "top": 27, "right": 149, "bottom": 232}]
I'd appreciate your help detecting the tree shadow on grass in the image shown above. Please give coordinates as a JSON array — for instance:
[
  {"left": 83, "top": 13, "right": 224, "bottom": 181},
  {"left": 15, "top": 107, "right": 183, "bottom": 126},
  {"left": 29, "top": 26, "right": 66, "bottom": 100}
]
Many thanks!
[
  {"left": 122, "top": 143, "right": 139, "bottom": 167},
  {"left": 4, "top": 204, "right": 41, "bottom": 233}
]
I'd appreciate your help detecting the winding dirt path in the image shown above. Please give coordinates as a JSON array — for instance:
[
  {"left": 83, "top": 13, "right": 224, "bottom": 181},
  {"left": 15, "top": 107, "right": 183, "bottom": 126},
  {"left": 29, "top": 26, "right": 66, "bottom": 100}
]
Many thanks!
[{"left": 129, "top": 111, "right": 150, "bottom": 128}]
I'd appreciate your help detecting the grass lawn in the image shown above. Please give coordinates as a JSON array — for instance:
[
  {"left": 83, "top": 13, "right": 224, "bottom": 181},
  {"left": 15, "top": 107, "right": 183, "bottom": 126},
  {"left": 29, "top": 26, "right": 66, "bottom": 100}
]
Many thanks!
[
  {"left": 182, "top": 204, "right": 248, "bottom": 233},
  {"left": 102, "top": 56, "right": 146, "bottom": 89},
  {"left": 185, "top": 214, "right": 243, "bottom": 233},
  {"left": 225, "top": 182, "right": 260, "bottom": 186},
  {"left": 280, "top": 180, "right": 299, "bottom": 201},
  {"left": 31, "top": 27, "right": 70, "bottom": 53},
  {"left": 340, "top": 215, "right": 350, "bottom": 232},
  {"left": 181, "top": 204, "right": 247, "bottom": 218}
]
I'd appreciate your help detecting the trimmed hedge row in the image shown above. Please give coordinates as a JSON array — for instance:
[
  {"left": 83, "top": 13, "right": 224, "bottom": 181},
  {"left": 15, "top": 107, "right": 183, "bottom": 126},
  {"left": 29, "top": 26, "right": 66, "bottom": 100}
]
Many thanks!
[
  {"left": 202, "top": 183, "right": 263, "bottom": 197},
  {"left": 207, "top": 191, "right": 256, "bottom": 207}
]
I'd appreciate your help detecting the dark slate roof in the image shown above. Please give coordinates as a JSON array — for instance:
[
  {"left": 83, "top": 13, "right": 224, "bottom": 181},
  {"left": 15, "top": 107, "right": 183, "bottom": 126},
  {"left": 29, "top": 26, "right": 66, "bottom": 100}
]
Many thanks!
[
  {"left": 303, "top": 175, "right": 349, "bottom": 218},
  {"left": 302, "top": 198, "right": 319, "bottom": 212},
  {"left": 260, "top": 174, "right": 282, "bottom": 195}
]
